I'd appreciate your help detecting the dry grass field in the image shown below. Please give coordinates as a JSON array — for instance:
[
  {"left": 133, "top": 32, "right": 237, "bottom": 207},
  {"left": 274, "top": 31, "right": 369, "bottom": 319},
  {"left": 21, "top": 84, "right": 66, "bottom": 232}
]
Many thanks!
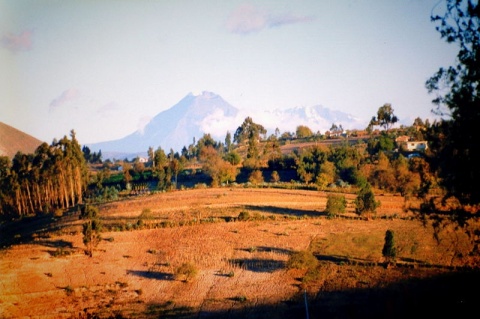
[{"left": 1, "top": 187, "right": 479, "bottom": 318}]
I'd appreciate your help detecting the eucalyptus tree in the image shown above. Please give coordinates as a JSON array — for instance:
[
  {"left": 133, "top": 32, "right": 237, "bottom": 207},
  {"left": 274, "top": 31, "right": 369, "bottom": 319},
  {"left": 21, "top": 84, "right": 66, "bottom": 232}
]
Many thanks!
[
  {"left": 368, "top": 104, "right": 398, "bottom": 132},
  {"left": 0, "top": 130, "right": 87, "bottom": 219}
]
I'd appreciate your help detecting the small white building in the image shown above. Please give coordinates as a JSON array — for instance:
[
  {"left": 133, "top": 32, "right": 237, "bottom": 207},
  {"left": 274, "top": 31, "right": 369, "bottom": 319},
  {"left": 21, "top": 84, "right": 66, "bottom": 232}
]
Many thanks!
[
  {"left": 405, "top": 141, "right": 428, "bottom": 152},
  {"left": 138, "top": 157, "right": 148, "bottom": 163}
]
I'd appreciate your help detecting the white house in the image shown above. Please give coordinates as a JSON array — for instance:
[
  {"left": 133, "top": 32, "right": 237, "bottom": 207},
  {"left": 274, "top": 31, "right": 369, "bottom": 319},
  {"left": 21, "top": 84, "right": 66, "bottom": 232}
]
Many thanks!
[
  {"left": 405, "top": 141, "right": 428, "bottom": 152},
  {"left": 138, "top": 157, "right": 148, "bottom": 163}
]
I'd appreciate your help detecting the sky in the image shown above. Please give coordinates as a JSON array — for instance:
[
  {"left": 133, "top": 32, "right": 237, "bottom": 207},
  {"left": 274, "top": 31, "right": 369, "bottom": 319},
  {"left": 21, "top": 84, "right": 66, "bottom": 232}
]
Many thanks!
[{"left": 0, "top": 0, "right": 459, "bottom": 145}]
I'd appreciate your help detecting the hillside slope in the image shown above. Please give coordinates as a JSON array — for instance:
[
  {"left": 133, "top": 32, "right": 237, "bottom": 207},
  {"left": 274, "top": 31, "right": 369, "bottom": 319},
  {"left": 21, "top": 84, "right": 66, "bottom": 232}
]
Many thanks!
[
  {"left": 0, "top": 122, "right": 42, "bottom": 158},
  {"left": 1, "top": 188, "right": 478, "bottom": 318}
]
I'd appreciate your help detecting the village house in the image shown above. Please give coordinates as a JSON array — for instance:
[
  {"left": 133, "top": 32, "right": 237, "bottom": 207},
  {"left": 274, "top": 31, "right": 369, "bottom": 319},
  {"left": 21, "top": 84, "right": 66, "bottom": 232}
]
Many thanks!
[
  {"left": 395, "top": 135, "right": 410, "bottom": 143},
  {"left": 405, "top": 141, "right": 428, "bottom": 152}
]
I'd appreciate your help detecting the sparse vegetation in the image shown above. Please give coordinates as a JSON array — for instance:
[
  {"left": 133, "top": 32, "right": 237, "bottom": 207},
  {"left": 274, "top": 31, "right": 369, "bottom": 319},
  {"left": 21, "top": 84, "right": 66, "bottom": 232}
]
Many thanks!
[
  {"left": 238, "top": 211, "right": 250, "bottom": 221},
  {"left": 175, "top": 262, "right": 198, "bottom": 282},
  {"left": 325, "top": 194, "right": 347, "bottom": 218},
  {"left": 1, "top": 188, "right": 479, "bottom": 318},
  {"left": 287, "top": 250, "right": 319, "bottom": 270},
  {"left": 80, "top": 205, "right": 102, "bottom": 257},
  {"left": 51, "top": 247, "right": 73, "bottom": 257}
]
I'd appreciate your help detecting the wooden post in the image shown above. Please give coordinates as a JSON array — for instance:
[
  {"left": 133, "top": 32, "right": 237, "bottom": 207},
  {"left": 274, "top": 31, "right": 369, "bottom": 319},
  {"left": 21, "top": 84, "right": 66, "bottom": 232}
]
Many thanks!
[{"left": 304, "top": 289, "right": 309, "bottom": 319}]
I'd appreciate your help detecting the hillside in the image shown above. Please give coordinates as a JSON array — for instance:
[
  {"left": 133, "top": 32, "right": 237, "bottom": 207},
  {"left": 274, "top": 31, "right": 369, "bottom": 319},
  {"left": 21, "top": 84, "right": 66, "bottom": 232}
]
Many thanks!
[
  {"left": 0, "top": 122, "right": 42, "bottom": 158},
  {"left": 1, "top": 188, "right": 478, "bottom": 318}
]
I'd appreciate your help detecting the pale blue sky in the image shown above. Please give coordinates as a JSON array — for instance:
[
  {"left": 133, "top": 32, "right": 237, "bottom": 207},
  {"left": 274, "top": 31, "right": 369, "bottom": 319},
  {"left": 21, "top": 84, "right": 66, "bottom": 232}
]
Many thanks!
[{"left": 1, "top": 0, "right": 458, "bottom": 144}]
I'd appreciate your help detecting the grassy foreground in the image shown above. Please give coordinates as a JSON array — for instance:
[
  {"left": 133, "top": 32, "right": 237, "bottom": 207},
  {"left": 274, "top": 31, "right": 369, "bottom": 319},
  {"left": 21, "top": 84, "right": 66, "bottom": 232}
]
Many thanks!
[{"left": 0, "top": 187, "right": 479, "bottom": 318}]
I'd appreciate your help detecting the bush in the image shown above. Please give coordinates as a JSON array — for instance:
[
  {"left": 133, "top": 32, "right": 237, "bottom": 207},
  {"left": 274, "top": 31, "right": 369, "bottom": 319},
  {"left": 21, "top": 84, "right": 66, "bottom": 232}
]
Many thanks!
[
  {"left": 53, "top": 209, "right": 64, "bottom": 217},
  {"left": 248, "top": 170, "right": 264, "bottom": 184},
  {"left": 355, "top": 183, "right": 380, "bottom": 216},
  {"left": 233, "top": 295, "right": 247, "bottom": 302},
  {"left": 64, "top": 285, "right": 74, "bottom": 296},
  {"left": 287, "top": 250, "right": 318, "bottom": 270},
  {"left": 325, "top": 194, "right": 346, "bottom": 218},
  {"left": 302, "top": 266, "right": 322, "bottom": 284},
  {"left": 271, "top": 171, "right": 280, "bottom": 183},
  {"left": 175, "top": 262, "right": 198, "bottom": 282},
  {"left": 238, "top": 211, "right": 250, "bottom": 221},
  {"left": 51, "top": 247, "right": 72, "bottom": 257}
]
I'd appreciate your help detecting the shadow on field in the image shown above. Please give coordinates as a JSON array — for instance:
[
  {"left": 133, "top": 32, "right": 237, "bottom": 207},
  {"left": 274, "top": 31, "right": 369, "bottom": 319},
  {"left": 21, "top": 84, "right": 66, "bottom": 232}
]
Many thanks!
[
  {"left": 316, "top": 254, "right": 352, "bottom": 264},
  {"left": 0, "top": 213, "right": 78, "bottom": 248},
  {"left": 132, "top": 270, "right": 480, "bottom": 319},
  {"left": 35, "top": 239, "right": 74, "bottom": 249},
  {"left": 237, "top": 246, "right": 292, "bottom": 255},
  {"left": 127, "top": 270, "right": 174, "bottom": 280},
  {"left": 229, "top": 258, "right": 285, "bottom": 273},
  {"left": 243, "top": 204, "right": 325, "bottom": 217}
]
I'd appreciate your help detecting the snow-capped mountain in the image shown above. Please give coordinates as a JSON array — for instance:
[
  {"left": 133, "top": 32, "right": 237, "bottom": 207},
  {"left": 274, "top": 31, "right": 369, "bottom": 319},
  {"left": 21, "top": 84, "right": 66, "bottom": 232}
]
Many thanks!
[
  {"left": 89, "top": 92, "right": 367, "bottom": 158},
  {"left": 261, "top": 105, "right": 366, "bottom": 134},
  {"left": 89, "top": 91, "right": 239, "bottom": 156}
]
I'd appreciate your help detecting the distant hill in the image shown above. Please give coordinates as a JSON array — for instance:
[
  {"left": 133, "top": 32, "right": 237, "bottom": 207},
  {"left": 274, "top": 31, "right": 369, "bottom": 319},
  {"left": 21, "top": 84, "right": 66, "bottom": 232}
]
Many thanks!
[
  {"left": 0, "top": 122, "right": 42, "bottom": 158},
  {"left": 89, "top": 91, "right": 367, "bottom": 158}
]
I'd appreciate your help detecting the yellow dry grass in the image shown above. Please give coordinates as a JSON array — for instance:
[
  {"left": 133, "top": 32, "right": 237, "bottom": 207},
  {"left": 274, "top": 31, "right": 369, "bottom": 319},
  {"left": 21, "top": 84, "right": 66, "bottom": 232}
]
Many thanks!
[{"left": 0, "top": 187, "right": 477, "bottom": 318}]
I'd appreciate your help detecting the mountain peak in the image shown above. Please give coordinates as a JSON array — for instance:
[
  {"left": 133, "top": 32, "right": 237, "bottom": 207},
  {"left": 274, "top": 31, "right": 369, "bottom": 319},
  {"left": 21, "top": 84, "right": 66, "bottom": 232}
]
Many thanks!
[
  {"left": 189, "top": 91, "right": 217, "bottom": 98},
  {"left": 89, "top": 91, "right": 239, "bottom": 155}
]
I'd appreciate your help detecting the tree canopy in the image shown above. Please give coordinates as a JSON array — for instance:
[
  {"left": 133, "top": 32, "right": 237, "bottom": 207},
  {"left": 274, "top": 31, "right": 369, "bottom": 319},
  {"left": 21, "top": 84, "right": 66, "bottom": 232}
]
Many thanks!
[
  {"left": 0, "top": 130, "right": 87, "bottom": 219},
  {"left": 426, "top": 0, "right": 479, "bottom": 207},
  {"left": 368, "top": 103, "right": 398, "bottom": 131},
  {"left": 233, "top": 117, "right": 266, "bottom": 144}
]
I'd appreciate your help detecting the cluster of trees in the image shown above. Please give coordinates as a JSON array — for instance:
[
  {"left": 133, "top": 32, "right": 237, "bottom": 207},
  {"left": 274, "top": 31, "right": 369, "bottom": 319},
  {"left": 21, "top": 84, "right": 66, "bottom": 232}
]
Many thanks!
[
  {"left": 0, "top": 131, "right": 87, "bottom": 219},
  {"left": 0, "top": 0, "right": 477, "bottom": 223},
  {"left": 82, "top": 146, "right": 102, "bottom": 164}
]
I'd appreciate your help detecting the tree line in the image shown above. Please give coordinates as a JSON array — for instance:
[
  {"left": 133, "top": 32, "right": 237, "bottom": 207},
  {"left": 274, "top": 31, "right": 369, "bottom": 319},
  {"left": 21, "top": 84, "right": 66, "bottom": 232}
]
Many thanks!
[
  {"left": 0, "top": 0, "right": 477, "bottom": 222},
  {"left": 0, "top": 131, "right": 87, "bottom": 219}
]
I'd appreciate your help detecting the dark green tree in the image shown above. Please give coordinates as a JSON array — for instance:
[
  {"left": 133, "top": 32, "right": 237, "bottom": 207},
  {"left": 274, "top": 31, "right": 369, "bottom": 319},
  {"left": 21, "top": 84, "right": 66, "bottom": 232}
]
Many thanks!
[
  {"left": 224, "top": 150, "right": 242, "bottom": 166},
  {"left": 368, "top": 103, "right": 398, "bottom": 132},
  {"left": 325, "top": 194, "right": 347, "bottom": 219},
  {"left": 295, "top": 146, "right": 329, "bottom": 184},
  {"left": 225, "top": 131, "right": 233, "bottom": 152},
  {"left": 170, "top": 158, "right": 182, "bottom": 189},
  {"left": 425, "top": 0, "right": 480, "bottom": 207},
  {"left": 235, "top": 117, "right": 266, "bottom": 169},
  {"left": 355, "top": 183, "right": 380, "bottom": 216},
  {"left": 382, "top": 229, "right": 397, "bottom": 263}
]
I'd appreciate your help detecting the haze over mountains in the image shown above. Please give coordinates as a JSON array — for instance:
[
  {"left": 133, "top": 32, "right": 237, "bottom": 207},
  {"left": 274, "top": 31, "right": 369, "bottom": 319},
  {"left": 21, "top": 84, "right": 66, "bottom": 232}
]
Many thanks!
[{"left": 88, "top": 91, "right": 366, "bottom": 158}]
